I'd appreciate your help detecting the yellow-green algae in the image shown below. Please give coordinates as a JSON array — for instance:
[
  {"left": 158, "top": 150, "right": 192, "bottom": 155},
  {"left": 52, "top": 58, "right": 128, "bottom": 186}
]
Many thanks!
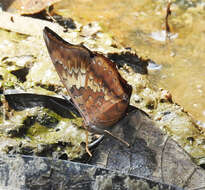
[
  {"left": 0, "top": 41, "right": 89, "bottom": 159},
  {"left": 0, "top": 104, "right": 88, "bottom": 159},
  {"left": 0, "top": 67, "right": 18, "bottom": 88}
]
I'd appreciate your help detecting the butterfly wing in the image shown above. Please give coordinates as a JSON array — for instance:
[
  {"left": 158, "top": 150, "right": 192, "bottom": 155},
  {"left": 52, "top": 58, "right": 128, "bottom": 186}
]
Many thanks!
[
  {"left": 43, "top": 27, "right": 132, "bottom": 128},
  {"left": 87, "top": 54, "right": 132, "bottom": 126}
]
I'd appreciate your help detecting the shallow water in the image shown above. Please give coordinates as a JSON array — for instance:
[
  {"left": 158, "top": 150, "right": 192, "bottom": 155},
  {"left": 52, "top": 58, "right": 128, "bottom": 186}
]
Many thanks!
[{"left": 54, "top": 0, "right": 205, "bottom": 124}]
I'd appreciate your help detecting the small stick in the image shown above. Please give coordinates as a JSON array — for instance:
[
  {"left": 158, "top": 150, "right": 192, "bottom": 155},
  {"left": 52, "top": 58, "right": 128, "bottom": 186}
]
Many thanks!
[
  {"left": 83, "top": 125, "right": 130, "bottom": 156},
  {"left": 165, "top": 1, "right": 172, "bottom": 39}
]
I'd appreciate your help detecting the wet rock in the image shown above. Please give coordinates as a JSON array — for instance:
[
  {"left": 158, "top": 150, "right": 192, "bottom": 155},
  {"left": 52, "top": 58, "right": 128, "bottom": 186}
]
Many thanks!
[
  {"left": 0, "top": 154, "right": 181, "bottom": 190},
  {"left": 36, "top": 112, "right": 58, "bottom": 128},
  {"left": 108, "top": 51, "right": 148, "bottom": 74},
  {"left": 1, "top": 55, "right": 35, "bottom": 68},
  {"left": 52, "top": 15, "right": 77, "bottom": 30},
  {"left": 11, "top": 67, "right": 29, "bottom": 82}
]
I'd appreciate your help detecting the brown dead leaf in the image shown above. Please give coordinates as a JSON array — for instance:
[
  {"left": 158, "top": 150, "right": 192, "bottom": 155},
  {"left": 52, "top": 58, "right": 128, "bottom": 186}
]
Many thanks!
[{"left": 1, "top": 0, "right": 61, "bottom": 15}]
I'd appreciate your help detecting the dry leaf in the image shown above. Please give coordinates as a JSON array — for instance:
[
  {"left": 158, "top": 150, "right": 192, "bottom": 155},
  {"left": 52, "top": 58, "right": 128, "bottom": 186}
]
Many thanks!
[
  {"left": 0, "top": 11, "right": 65, "bottom": 36},
  {"left": 1, "top": 0, "right": 61, "bottom": 15}
]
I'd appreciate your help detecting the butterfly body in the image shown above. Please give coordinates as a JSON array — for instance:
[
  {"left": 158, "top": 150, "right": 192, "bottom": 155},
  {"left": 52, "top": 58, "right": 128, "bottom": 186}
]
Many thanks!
[{"left": 43, "top": 27, "right": 132, "bottom": 135}]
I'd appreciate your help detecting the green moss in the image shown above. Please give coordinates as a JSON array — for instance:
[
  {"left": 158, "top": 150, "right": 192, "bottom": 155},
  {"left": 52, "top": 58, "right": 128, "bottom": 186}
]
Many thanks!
[
  {"left": 41, "top": 108, "right": 62, "bottom": 121},
  {"left": 27, "top": 123, "right": 50, "bottom": 137},
  {"left": 71, "top": 117, "right": 84, "bottom": 127}
]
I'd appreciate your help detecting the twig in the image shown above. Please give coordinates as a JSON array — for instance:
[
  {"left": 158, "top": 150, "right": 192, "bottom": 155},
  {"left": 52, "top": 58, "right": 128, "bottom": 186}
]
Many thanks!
[{"left": 165, "top": 1, "right": 172, "bottom": 40}]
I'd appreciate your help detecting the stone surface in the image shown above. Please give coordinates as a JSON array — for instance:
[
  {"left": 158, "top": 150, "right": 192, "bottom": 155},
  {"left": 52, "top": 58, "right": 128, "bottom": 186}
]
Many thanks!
[{"left": 0, "top": 154, "right": 181, "bottom": 190}]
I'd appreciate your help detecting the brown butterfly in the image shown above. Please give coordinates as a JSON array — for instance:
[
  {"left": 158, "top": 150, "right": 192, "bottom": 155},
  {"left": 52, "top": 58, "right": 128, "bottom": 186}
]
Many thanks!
[{"left": 43, "top": 27, "right": 132, "bottom": 156}]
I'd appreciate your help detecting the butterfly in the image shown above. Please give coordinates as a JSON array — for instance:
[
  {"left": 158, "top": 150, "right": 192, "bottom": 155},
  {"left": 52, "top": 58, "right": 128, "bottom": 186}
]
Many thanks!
[{"left": 43, "top": 27, "right": 132, "bottom": 156}]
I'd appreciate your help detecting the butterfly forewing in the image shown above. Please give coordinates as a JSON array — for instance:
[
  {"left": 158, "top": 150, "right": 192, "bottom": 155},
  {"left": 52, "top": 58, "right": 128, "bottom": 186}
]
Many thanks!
[{"left": 43, "top": 27, "right": 132, "bottom": 129}]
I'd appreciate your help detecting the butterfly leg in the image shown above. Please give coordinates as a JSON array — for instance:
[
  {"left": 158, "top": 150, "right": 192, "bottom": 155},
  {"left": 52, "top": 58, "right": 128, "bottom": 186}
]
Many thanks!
[
  {"left": 89, "top": 125, "right": 130, "bottom": 147},
  {"left": 103, "top": 130, "right": 130, "bottom": 147},
  {"left": 83, "top": 124, "right": 92, "bottom": 157}
]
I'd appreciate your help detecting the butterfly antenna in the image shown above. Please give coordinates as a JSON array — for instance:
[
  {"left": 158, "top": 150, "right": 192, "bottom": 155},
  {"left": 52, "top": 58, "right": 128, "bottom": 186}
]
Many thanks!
[
  {"left": 103, "top": 130, "right": 130, "bottom": 147},
  {"left": 82, "top": 124, "right": 92, "bottom": 157}
]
